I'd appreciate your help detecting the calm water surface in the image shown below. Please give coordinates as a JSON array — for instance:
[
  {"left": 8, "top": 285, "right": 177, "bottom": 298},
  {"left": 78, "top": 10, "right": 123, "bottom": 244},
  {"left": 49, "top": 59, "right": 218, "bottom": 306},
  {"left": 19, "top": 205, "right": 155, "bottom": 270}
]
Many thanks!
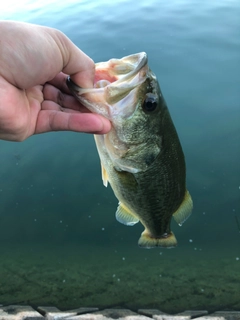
[{"left": 0, "top": 0, "right": 240, "bottom": 312}]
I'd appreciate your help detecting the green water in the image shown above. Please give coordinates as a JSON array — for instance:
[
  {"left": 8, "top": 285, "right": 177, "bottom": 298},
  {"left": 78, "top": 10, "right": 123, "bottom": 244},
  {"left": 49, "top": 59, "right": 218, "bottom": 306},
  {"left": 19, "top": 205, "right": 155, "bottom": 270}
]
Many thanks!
[{"left": 0, "top": 0, "right": 240, "bottom": 313}]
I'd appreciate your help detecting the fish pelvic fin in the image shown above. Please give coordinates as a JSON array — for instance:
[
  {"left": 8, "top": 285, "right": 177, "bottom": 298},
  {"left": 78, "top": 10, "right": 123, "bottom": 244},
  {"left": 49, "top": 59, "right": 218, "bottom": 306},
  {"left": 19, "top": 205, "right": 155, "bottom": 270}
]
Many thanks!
[
  {"left": 101, "top": 163, "right": 108, "bottom": 187},
  {"left": 138, "top": 230, "right": 177, "bottom": 249},
  {"left": 116, "top": 202, "right": 139, "bottom": 226},
  {"left": 173, "top": 190, "right": 193, "bottom": 226}
]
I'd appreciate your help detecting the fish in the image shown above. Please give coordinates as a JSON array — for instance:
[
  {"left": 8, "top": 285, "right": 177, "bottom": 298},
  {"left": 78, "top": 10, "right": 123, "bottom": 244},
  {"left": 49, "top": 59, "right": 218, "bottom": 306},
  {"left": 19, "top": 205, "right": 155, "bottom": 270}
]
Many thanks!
[{"left": 67, "top": 52, "right": 193, "bottom": 248}]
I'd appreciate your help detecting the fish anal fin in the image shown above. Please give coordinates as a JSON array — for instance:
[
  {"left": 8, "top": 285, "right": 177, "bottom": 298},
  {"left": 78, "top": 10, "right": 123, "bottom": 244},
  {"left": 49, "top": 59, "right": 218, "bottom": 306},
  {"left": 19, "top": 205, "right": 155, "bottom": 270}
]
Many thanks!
[
  {"left": 101, "top": 163, "right": 108, "bottom": 187},
  {"left": 116, "top": 202, "right": 139, "bottom": 226},
  {"left": 138, "top": 230, "right": 177, "bottom": 249},
  {"left": 173, "top": 190, "right": 193, "bottom": 226}
]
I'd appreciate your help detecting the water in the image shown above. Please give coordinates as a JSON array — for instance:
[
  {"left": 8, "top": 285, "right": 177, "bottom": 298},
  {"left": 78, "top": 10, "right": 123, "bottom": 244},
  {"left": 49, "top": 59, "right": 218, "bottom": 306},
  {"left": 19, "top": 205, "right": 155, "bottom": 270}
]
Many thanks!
[{"left": 0, "top": 0, "right": 240, "bottom": 312}]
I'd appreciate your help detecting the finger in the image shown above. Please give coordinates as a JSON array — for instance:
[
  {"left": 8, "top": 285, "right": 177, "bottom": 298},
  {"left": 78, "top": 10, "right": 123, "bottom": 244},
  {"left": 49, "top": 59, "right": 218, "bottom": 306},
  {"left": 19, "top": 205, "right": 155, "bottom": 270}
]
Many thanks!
[
  {"left": 47, "top": 72, "right": 70, "bottom": 94},
  {"left": 48, "top": 27, "right": 95, "bottom": 88},
  {"left": 43, "top": 83, "right": 90, "bottom": 113},
  {"left": 42, "top": 100, "right": 91, "bottom": 115},
  {"left": 41, "top": 101, "right": 79, "bottom": 113},
  {"left": 35, "top": 110, "right": 111, "bottom": 134}
]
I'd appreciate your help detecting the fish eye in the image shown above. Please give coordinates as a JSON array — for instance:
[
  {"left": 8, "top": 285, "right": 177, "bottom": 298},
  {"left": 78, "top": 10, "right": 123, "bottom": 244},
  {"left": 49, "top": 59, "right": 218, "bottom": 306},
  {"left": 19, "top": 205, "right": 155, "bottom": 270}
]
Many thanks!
[{"left": 143, "top": 94, "right": 158, "bottom": 112}]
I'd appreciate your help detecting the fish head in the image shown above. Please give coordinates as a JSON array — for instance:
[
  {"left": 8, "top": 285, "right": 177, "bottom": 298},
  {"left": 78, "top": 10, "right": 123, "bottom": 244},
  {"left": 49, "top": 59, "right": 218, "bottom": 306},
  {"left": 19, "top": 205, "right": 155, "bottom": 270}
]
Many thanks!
[{"left": 67, "top": 52, "right": 164, "bottom": 173}]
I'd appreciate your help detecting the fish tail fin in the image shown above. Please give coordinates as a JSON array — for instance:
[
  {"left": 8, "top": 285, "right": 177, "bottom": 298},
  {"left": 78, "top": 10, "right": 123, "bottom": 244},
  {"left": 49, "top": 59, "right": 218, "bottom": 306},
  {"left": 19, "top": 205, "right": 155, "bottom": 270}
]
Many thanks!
[{"left": 138, "top": 230, "right": 177, "bottom": 249}]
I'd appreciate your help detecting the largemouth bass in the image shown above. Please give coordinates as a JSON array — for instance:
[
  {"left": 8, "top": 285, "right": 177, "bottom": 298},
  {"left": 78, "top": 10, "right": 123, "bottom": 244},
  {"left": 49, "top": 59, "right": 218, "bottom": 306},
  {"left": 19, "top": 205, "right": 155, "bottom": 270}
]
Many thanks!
[{"left": 67, "top": 52, "right": 193, "bottom": 248}]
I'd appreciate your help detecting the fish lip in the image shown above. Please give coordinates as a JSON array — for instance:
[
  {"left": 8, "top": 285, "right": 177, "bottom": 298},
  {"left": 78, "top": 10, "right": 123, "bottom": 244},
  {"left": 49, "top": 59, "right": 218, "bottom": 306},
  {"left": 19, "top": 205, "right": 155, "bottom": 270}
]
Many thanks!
[
  {"left": 67, "top": 75, "right": 112, "bottom": 119},
  {"left": 118, "top": 52, "right": 148, "bottom": 82}
]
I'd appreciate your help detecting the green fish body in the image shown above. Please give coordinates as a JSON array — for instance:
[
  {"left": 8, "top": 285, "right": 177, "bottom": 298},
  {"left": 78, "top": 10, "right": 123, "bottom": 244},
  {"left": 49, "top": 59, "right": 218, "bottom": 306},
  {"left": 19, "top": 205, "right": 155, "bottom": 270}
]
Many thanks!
[{"left": 67, "top": 52, "right": 193, "bottom": 248}]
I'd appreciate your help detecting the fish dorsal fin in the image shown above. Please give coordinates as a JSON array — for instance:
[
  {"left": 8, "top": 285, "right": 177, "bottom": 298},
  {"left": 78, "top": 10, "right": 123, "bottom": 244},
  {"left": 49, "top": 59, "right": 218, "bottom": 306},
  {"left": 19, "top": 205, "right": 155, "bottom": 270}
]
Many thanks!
[
  {"left": 173, "top": 190, "right": 193, "bottom": 226},
  {"left": 116, "top": 202, "right": 139, "bottom": 226},
  {"left": 101, "top": 163, "right": 108, "bottom": 187}
]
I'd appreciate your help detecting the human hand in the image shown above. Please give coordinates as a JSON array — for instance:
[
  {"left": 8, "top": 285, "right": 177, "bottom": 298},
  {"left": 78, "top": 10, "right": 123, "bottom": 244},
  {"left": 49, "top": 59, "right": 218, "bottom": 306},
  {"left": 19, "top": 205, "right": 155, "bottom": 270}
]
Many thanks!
[{"left": 0, "top": 21, "right": 111, "bottom": 141}]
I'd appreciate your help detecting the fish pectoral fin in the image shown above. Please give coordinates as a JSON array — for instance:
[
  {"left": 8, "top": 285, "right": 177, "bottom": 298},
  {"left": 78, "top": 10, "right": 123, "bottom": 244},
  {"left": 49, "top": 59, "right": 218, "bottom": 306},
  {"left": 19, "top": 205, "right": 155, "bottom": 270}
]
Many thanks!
[
  {"left": 138, "top": 230, "right": 177, "bottom": 249},
  {"left": 173, "top": 190, "right": 193, "bottom": 226},
  {"left": 116, "top": 202, "right": 139, "bottom": 226},
  {"left": 101, "top": 163, "right": 108, "bottom": 187}
]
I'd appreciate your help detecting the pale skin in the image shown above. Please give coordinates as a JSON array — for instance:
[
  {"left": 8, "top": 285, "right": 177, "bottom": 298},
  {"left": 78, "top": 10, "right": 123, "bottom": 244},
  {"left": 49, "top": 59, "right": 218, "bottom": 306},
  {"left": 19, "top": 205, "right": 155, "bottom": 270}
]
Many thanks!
[{"left": 0, "top": 21, "right": 111, "bottom": 141}]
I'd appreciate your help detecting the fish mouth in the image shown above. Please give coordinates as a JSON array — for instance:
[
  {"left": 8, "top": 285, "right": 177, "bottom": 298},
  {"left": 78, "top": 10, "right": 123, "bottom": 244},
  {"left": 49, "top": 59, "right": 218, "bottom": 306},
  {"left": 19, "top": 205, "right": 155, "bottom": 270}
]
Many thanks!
[{"left": 67, "top": 52, "right": 149, "bottom": 120}]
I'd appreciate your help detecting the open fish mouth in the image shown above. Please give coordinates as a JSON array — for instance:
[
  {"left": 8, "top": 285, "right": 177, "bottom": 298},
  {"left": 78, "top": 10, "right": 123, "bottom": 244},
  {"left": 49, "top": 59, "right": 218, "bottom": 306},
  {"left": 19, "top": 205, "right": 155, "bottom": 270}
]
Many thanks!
[{"left": 67, "top": 52, "right": 149, "bottom": 120}]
